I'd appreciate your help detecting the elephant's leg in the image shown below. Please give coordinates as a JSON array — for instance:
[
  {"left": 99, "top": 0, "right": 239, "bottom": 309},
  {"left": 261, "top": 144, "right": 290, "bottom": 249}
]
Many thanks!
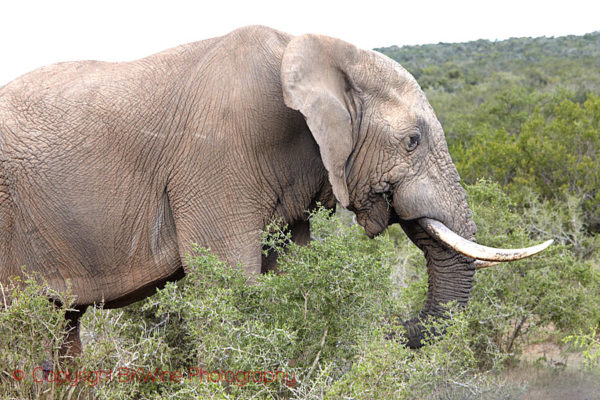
[
  {"left": 59, "top": 305, "right": 88, "bottom": 360},
  {"left": 262, "top": 218, "right": 310, "bottom": 273}
]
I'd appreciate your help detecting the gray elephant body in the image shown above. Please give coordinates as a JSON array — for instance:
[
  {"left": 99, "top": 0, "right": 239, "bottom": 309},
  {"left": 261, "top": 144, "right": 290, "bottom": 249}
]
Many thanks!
[
  {"left": 0, "top": 26, "right": 479, "bottom": 350},
  {"left": 0, "top": 27, "right": 330, "bottom": 306}
]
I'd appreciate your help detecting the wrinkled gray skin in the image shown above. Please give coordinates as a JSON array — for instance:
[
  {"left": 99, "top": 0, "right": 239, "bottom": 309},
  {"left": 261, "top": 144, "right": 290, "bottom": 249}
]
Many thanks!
[{"left": 0, "top": 26, "right": 475, "bottom": 354}]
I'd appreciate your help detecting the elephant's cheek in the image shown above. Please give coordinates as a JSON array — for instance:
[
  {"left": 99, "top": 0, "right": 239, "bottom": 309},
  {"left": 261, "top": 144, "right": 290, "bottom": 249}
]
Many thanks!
[{"left": 354, "top": 198, "right": 391, "bottom": 238}]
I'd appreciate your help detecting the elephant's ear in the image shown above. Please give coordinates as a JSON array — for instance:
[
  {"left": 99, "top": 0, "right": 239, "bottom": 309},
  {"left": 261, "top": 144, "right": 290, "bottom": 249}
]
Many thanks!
[{"left": 281, "top": 34, "right": 363, "bottom": 208}]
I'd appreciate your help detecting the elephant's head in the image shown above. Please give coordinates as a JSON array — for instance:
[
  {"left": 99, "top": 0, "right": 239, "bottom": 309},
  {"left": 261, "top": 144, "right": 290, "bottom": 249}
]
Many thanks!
[{"left": 281, "top": 34, "right": 551, "bottom": 347}]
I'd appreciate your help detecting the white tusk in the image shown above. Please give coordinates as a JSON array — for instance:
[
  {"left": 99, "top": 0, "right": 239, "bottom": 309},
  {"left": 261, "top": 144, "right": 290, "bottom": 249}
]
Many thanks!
[{"left": 419, "top": 218, "right": 553, "bottom": 262}]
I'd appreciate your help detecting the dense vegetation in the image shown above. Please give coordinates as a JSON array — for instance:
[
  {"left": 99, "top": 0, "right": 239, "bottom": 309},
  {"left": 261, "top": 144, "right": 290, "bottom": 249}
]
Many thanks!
[{"left": 1, "top": 32, "right": 600, "bottom": 399}]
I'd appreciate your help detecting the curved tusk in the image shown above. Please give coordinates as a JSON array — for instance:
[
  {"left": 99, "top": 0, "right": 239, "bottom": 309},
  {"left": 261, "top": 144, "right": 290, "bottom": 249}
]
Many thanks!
[{"left": 418, "top": 218, "right": 553, "bottom": 262}]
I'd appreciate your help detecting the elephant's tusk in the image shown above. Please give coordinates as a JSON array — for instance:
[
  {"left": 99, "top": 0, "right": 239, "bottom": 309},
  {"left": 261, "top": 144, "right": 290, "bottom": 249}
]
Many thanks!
[{"left": 418, "top": 218, "right": 553, "bottom": 262}]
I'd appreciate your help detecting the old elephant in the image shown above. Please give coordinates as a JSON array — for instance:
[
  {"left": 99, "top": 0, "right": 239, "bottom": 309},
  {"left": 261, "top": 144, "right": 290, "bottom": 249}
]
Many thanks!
[{"left": 0, "top": 26, "right": 550, "bottom": 354}]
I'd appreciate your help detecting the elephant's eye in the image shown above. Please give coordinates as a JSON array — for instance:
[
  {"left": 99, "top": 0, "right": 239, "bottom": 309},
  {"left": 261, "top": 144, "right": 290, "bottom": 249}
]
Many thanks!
[{"left": 406, "top": 132, "right": 421, "bottom": 152}]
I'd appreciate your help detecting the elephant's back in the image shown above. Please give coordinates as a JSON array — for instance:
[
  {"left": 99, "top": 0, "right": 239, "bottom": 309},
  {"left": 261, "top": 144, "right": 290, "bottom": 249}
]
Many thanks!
[{"left": 2, "top": 59, "right": 109, "bottom": 90}]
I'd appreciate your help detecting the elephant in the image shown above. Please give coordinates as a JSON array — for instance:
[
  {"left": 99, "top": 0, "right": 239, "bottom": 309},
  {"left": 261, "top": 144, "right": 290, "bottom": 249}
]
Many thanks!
[{"left": 0, "top": 25, "right": 550, "bottom": 355}]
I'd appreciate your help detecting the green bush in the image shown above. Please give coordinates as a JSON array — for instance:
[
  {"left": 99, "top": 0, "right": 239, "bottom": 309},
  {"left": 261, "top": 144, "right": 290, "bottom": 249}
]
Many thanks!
[
  {"left": 563, "top": 325, "right": 600, "bottom": 369},
  {"left": 139, "top": 207, "right": 399, "bottom": 398},
  {"left": 0, "top": 275, "right": 75, "bottom": 400},
  {"left": 136, "top": 204, "right": 533, "bottom": 399},
  {"left": 324, "top": 312, "right": 516, "bottom": 400},
  {"left": 466, "top": 181, "right": 600, "bottom": 362},
  {"left": 453, "top": 94, "right": 600, "bottom": 220}
]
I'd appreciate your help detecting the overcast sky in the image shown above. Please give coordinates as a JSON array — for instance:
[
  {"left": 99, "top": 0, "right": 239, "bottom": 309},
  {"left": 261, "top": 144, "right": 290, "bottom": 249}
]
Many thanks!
[{"left": 1, "top": 0, "right": 598, "bottom": 85}]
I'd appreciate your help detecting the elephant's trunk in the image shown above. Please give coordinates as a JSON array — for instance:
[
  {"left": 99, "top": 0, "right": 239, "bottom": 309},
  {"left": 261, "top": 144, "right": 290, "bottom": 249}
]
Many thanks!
[{"left": 399, "top": 220, "right": 475, "bottom": 348}]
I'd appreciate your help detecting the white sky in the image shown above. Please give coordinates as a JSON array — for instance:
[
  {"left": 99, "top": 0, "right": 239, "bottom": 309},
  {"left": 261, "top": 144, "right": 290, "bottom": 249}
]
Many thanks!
[{"left": 1, "top": 0, "right": 598, "bottom": 86}]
